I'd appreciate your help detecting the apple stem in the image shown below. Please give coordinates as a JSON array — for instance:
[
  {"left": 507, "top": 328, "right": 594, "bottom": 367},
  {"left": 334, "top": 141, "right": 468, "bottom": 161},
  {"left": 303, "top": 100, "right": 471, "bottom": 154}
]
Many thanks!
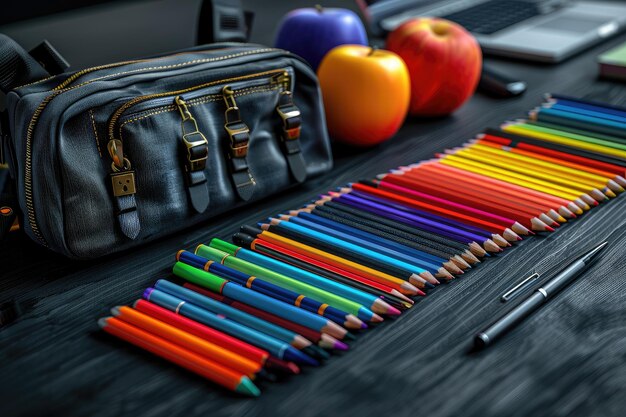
[
  {"left": 368, "top": 46, "right": 378, "bottom": 56},
  {"left": 315, "top": 4, "right": 323, "bottom": 12}
]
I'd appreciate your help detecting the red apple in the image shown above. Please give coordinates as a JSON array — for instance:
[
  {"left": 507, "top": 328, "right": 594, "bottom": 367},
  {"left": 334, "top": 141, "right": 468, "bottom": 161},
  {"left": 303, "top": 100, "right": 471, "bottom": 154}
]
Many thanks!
[
  {"left": 317, "top": 45, "right": 410, "bottom": 146},
  {"left": 386, "top": 17, "right": 482, "bottom": 116}
]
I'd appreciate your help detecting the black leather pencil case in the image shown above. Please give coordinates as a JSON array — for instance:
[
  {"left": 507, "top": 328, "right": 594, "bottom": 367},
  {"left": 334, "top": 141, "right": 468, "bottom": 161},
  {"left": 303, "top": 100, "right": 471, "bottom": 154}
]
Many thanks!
[{"left": 0, "top": 39, "right": 332, "bottom": 258}]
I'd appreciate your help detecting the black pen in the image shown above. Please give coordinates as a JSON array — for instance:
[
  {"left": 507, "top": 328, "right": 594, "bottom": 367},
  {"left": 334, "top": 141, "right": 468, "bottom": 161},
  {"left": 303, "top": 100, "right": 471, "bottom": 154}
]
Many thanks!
[{"left": 474, "top": 241, "right": 608, "bottom": 349}]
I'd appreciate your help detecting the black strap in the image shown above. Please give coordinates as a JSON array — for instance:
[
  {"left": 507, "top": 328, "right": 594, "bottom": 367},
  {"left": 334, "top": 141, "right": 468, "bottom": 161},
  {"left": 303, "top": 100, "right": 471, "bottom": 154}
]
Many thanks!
[
  {"left": 225, "top": 119, "right": 255, "bottom": 201},
  {"left": 115, "top": 194, "right": 140, "bottom": 240},
  {"left": 182, "top": 131, "right": 210, "bottom": 213},
  {"left": 276, "top": 93, "right": 307, "bottom": 183}
]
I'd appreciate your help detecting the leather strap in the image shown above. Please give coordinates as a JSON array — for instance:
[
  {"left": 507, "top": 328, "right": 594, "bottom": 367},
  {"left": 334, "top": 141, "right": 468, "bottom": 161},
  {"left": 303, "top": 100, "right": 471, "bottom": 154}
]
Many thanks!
[
  {"left": 115, "top": 194, "right": 140, "bottom": 240},
  {"left": 182, "top": 131, "right": 210, "bottom": 213},
  {"left": 276, "top": 93, "right": 307, "bottom": 183},
  {"left": 225, "top": 119, "right": 255, "bottom": 201}
]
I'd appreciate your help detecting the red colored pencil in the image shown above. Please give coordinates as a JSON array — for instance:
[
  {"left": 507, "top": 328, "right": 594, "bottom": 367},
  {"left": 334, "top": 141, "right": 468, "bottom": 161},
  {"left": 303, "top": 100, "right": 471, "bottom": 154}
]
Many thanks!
[
  {"left": 133, "top": 299, "right": 300, "bottom": 375},
  {"left": 399, "top": 166, "right": 570, "bottom": 221},
  {"left": 479, "top": 133, "right": 626, "bottom": 177},
  {"left": 415, "top": 161, "right": 587, "bottom": 213},
  {"left": 352, "top": 183, "right": 524, "bottom": 237},
  {"left": 374, "top": 176, "right": 540, "bottom": 236},
  {"left": 249, "top": 236, "right": 420, "bottom": 301},
  {"left": 476, "top": 136, "right": 626, "bottom": 187},
  {"left": 386, "top": 169, "right": 564, "bottom": 226}
]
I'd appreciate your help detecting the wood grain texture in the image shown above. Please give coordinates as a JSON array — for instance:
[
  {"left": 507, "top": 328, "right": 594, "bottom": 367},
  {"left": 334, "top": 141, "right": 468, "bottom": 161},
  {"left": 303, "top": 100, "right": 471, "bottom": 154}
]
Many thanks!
[{"left": 2, "top": 27, "right": 626, "bottom": 417}]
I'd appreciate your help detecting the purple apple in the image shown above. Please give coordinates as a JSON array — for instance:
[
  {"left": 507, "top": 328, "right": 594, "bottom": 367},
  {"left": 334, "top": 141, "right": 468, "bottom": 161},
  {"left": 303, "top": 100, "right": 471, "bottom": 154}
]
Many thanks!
[{"left": 274, "top": 5, "right": 368, "bottom": 71}]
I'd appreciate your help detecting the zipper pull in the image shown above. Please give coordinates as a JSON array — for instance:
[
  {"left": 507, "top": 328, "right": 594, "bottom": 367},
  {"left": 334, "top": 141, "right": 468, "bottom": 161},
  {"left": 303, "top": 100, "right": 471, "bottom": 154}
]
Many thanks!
[
  {"left": 107, "top": 139, "right": 136, "bottom": 197},
  {"left": 222, "top": 86, "right": 255, "bottom": 201},
  {"left": 223, "top": 87, "right": 251, "bottom": 159},
  {"left": 175, "top": 96, "right": 210, "bottom": 213},
  {"left": 175, "top": 96, "right": 209, "bottom": 172},
  {"left": 107, "top": 137, "right": 140, "bottom": 240},
  {"left": 274, "top": 71, "right": 307, "bottom": 183}
]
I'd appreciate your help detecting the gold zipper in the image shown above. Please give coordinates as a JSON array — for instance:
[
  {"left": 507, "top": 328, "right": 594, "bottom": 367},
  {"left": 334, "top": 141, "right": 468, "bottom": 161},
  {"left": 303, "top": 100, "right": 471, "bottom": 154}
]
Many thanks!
[
  {"left": 105, "top": 69, "right": 288, "bottom": 196},
  {"left": 22, "top": 48, "right": 279, "bottom": 247}
]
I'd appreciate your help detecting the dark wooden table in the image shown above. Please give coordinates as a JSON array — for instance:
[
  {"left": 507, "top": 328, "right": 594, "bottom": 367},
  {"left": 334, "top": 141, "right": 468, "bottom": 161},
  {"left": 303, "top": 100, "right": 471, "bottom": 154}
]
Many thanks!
[{"left": 2, "top": 23, "right": 626, "bottom": 417}]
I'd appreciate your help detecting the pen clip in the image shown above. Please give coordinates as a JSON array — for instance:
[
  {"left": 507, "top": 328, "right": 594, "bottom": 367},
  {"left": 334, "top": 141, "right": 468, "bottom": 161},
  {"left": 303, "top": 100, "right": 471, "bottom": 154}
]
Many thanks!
[{"left": 501, "top": 272, "right": 540, "bottom": 302}]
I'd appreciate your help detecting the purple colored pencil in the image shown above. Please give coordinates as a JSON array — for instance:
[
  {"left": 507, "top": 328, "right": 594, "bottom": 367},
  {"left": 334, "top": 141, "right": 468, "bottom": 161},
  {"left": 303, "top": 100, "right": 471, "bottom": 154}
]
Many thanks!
[
  {"left": 331, "top": 192, "right": 489, "bottom": 244},
  {"left": 348, "top": 188, "right": 494, "bottom": 238}
]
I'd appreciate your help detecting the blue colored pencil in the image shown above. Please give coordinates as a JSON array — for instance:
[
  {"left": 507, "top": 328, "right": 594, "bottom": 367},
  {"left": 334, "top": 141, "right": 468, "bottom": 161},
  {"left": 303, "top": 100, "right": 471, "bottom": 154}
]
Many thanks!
[
  {"left": 533, "top": 107, "right": 626, "bottom": 139},
  {"left": 260, "top": 218, "right": 446, "bottom": 283},
  {"left": 172, "top": 262, "right": 348, "bottom": 340},
  {"left": 289, "top": 211, "right": 462, "bottom": 275},
  {"left": 176, "top": 251, "right": 367, "bottom": 329},
  {"left": 143, "top": 287, "right": 319, "bottom": 366},
  {"left": 285, "top": 212, "right": 457, "bottom": 275},
  {"left": 154, "top": 279, "right": 317, "bottom": 349}
]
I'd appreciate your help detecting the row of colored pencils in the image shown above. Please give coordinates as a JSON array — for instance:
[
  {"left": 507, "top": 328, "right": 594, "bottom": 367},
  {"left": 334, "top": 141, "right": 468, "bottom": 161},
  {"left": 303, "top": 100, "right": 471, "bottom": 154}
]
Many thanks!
[{"left": 99, "top": 94, "right": 626, "bottom": 396}]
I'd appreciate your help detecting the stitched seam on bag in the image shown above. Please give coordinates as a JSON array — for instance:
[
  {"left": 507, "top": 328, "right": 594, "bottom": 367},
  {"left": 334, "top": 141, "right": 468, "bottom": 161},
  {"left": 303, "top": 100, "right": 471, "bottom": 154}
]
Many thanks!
[
  {"left": 88, "top": 109, "right": 102, "bottom": 157},
  {"left": 58, "top": 49, "right": 276, "bottom": 94},
  {"left": 15, "top": 48, "right": 276, "bottom": 91},
  {"left": 118, "top": 86, "right": 280, "bottom": 136},
  {"left": 14, "top": 74, "right": 58, "bottom": 90}
]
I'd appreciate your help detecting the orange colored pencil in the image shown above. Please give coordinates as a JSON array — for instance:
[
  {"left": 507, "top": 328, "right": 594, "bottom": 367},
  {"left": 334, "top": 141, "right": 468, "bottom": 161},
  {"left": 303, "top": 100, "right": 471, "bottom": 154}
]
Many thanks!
[
  {"left": 397, "top": 168, "right": 568, "bottom": 223},
  {"left": 415, "top": 161, "right": 588, "bottom": 213},
  {"left": 404, "top": 164, "right": 575, "bottom": 219},
  {"left": 112, "top": 306, "right": 265, "bottom": 378},
  {"left": 99, "top": 316, "right": 260, "bottom": 396},
  {"left": 378, "top": 173, "right": 558, "bottom": 231}
]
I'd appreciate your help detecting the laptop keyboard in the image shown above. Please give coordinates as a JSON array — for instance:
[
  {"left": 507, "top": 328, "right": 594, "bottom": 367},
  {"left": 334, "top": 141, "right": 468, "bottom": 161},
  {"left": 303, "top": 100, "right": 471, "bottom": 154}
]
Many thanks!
[{"left": 441, "top": 0, "right": 542, "bottom": 35}]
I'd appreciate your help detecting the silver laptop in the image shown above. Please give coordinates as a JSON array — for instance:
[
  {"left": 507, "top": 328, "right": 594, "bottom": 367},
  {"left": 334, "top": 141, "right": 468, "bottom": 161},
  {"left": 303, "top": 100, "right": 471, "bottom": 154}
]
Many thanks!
[{"left": 357, "top": 0, "right": 626, "bottom": 63}]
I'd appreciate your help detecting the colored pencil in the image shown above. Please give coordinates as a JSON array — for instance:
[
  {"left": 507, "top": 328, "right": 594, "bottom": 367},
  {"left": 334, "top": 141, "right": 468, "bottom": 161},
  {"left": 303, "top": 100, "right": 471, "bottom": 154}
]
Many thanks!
[
  {"left": 301, "top": 205, "right": 473, "bottom": 269},
  {"left": 341, "top": 185, "right": 507, "bottom": 250},
  {"left": 153, "top": 280, "right": 318, "bottom": 354},
  {"left": 476, "top": 133, "right": 626, "bottom": 184},
  {"left": 464, "top": 142, "right": 623, "bottom": 193},
  {"left": 502, "top": 121, "right": 626, "bottom": 158},
  {"left": 374, "top": 174, "right": 542, "bottom": 233},
  {"left": 310, "top": 198, "right": 484, "bottom": 261},
  {"left": 290, "top": 210, "right": 466, "bottom": 272},
  {"left": 532, "top": 106, "right": 626, "bottom": 139},
  {"left": 99, "top": 316, "right": 261, "bottom": 396},
  {"left": 143, "top": 287, "right": 319, "bottom": 366},
  {"left": 207, "top": 239, "right": 401, "bottom": 315},
  {"left": 111, "top": 305, "right": 268, "bottom": 379},
  {"left": 194, "top": 244, "right": 382, "bottom": 322},
  {"left": 396, "top": 166, "right": 572, "bottom": 222},
  {"left": 182, "top": 283, "right": 349, "bottom": 350},
  {"left": 391, "top": 166, "right": 567, "bottom": 223},
  {"left": 346, "top": 185, "right": 508, "bottom": 244},
  {"left": 255, "top": 219, "right": 447, "bottom": 284},
  {"left": 230, "top": 228, "right": 423, "bottom": 296},
  {"left": 172, "top": 262, "right": 348, "bottom": 340},
  {"left": 412, "top": 161, "right": 585, "bottom": 215},
  {"left": 327, "top": 191, "right": 500, "bottom": 253},
  {"left": 442, "top": 148, "right": 607, "bottom": 203},
  {"left": 439, "top": 153, "right": 594, "bottom": 209},
  {"left": 546, "top": 94, "right": 626, "bottom": 117},
  {"left": 133, "top": 299, "right": 300, "bottom": 375},
  {"left": 481, "top": 128, "right": 626, "bottom": 171},
  {"left": 448, "top": 145, "right": 613, "bottom": 200},
  {"left": 544, "top": 102, "right": 626, "bottom": 124},
  {"left": 176, "top": 250, "right": 368, "bottom": 329},
  {"left": 229, "top": 234, "right": 414, "bottom": 309}
]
